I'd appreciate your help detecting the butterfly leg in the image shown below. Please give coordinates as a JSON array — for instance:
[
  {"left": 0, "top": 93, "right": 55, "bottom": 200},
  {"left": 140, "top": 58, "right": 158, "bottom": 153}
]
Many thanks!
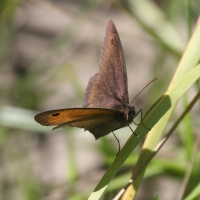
[
  {"left": 133, "top": 109, "right": 151, "bottom": 130},
  {"left": 128, "top": 125, "right": 138, "bottom": 137},
  {"left": 112, "top": 132, "right": 120, "bottom": 155}
]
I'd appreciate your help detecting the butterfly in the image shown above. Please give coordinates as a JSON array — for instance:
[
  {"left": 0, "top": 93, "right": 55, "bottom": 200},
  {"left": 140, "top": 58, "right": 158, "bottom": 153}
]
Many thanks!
[{"left": 35, "top": 20, "right": 143, "bottom": 140}]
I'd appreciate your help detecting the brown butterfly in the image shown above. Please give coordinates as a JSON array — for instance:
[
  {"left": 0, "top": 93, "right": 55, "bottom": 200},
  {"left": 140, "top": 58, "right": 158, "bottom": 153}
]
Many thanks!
[{"left": 35, "top": 20, "right": 142, "bottom": 140}]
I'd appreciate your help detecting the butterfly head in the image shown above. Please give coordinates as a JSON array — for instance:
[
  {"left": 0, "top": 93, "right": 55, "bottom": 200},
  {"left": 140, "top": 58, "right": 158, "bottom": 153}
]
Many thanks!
[{"left": 124, "top": 105, "right": 137, "bottom": 123}]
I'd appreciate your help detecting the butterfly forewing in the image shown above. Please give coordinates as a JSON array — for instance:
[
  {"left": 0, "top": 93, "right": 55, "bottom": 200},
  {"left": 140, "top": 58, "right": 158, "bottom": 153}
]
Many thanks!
[
  {"left": 35, "top": 108, "right": 120, "bottom": 126},
  {"left": 83, "top": 20, "right": 129, "bottom": 110},
  {"left": 51, "top": 112, "right": 126, "bottom": 139},
  {"left": 35, "top": 108, "right": 125, "bottom": 139}
]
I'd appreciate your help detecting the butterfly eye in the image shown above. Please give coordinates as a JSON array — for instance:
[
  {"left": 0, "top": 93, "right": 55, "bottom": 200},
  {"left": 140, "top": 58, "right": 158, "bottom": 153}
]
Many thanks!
[
  {"left": 52, "top": 113, "right": 59, "bottom": 116},
  {"left": 123, "top": 113, "right": 128, "bottom": 120}
]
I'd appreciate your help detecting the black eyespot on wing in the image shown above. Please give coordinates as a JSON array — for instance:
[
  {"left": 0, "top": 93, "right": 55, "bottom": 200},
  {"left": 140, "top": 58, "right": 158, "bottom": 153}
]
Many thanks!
[
  {"left": 52, "top": 113, "right": 60, "bottom": 116},
  {"left": 111, "top": 38, "right": 114, "bottom": 45}
]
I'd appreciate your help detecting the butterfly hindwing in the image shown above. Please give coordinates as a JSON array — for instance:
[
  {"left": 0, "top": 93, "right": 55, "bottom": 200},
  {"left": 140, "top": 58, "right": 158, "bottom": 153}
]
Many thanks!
[{"left": 83, "top": 20, "right": 129, "bottom": 110}]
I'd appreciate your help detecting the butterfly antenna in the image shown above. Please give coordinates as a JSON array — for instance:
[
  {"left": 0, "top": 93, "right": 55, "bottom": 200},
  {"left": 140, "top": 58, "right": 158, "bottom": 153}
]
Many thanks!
[
  {"left": 112, "top": 132, "right": 120, "bottom": 156},
  {"left": 130, "top": 78, "right": 158, "bottom": 106}
]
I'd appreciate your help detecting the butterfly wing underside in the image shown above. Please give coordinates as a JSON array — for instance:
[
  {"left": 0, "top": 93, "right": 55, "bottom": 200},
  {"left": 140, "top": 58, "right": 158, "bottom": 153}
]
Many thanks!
[
  {"left": 35, "top": 108, "right": 125, "bottom": 139},
  {"left": 83, "top": 20, "right": 129, "bottom": 110},
  {"left": 35, "top": 21, "right": 131, "bottom": 139}
]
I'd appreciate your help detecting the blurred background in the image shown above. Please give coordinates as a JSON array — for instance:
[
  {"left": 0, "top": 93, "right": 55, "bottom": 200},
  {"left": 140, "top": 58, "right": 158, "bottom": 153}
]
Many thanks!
[{"left": 0, "top": 0, "right": 200, "bottom": 200}]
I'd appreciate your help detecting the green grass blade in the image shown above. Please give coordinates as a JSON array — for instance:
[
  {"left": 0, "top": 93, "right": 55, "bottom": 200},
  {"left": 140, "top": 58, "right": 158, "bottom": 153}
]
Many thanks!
[
  {"left": 88, "top": 17, "right": 200, "bottom": 200},
  {"left": 88, "top": 64, "right": 200, "bottom": 200},
  {"left": 121, "top": 17, "right": 200, "bottom": 199},
  {"left": 183, "top": 183, "right": 200, "bottom": 200}
]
